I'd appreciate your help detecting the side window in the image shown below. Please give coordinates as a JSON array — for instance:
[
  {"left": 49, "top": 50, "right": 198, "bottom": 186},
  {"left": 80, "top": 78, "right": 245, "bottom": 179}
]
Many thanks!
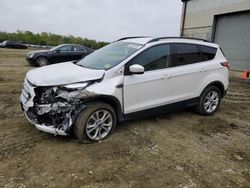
[
  {"left": 59, "top": 45, "right": 73, "bottom": 52},
  {"left": 173, "top": 44, "right": 202, "bottom": 66},
  {"left": 199, "top": 45, "right": 217, "bottom": 61},
  {"left": 73, "top": 46, "right": 87, "bottom": 52},
  {"left": 131, "top": 44, "right": 171, "bottom": 71}
]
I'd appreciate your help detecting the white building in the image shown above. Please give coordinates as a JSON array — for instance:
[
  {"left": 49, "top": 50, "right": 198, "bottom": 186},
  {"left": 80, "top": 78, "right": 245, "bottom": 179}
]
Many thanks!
[{"left": 180, "top": 0, "right": 250, "bottom": 71}]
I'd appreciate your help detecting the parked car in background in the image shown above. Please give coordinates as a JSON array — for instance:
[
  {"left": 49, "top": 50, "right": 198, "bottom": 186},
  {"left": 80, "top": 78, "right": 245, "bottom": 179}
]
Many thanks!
[
  {"left": 26, "top": 44, "right": 94, "bottom": 66},
  {"left": 1, "top": 41, "right": 28, "bottom": 49},
  {"left": 20, "top": 37, "right": 229, "bottom": 143}
]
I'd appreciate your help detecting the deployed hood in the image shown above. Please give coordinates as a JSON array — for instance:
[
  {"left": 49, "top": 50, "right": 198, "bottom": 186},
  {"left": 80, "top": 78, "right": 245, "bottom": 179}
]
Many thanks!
[{"left": 26, "top": 62, "right": 105, "bottom": 86}]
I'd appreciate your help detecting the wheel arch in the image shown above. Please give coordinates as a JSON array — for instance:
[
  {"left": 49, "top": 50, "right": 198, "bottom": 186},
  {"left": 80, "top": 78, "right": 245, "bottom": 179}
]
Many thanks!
[
  {"left": 86, "top": 95, "right": 124, "bottom": 122},
  {"left": 35, "top": 55, "right": 49, "bottom": 60},
  {"left": 202, "top": 81, "right": 225, "bottom": 98}
]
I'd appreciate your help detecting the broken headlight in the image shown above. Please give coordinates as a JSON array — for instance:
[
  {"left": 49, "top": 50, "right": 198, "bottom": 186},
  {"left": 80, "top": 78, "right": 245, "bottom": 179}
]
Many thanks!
[
  {"left": 62, "top": 82, "right": 90, "bottom": 90},
  {"left": 35, "top": 87, "right": 57, "bottom": 104}
]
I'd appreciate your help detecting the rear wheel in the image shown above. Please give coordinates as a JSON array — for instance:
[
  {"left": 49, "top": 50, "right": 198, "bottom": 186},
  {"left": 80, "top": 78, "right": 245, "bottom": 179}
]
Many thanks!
[
  {"left": 36, "top": 56, "right": 49, "bottom": 67},
  {"left": 74, "top": 102, "right": 117, "bottom": 143},
  {"left": 196, "top": 86, "right": 221, "bottom": 115}
]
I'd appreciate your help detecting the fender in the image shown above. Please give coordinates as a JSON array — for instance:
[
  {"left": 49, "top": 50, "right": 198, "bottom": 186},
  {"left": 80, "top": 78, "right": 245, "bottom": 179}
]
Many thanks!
[
  {"left": 86, "top": 95, "right": 124, "bottom": 122},
  {"left": 196, "top": 70, "right": 228, "bottom": 97}
]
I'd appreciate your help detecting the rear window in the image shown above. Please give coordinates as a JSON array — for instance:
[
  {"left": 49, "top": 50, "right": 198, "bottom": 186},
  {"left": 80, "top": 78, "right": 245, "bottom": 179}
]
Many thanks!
[
  {"left": 199, "top": 45, "right": 217, "bottom": 61},
  {"left": 173, "top": 43, "right": 203, "bottom": 66}
]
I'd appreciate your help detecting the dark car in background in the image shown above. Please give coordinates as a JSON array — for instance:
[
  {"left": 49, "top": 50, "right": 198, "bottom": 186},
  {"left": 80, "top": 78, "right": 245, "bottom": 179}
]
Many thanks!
[
  {"left": 26, "top": 44, "right": 94, "bottom": 66},
  {"left": 1, "top": 41, "right": 28, "bottom": 49}
]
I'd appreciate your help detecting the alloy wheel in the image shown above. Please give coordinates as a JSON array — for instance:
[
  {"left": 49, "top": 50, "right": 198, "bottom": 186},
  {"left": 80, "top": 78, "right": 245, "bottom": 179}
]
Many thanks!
[
  {"left": 204, "top": 91, "right": 219, "bottom": 113},
  {"left": 86, "top": 110, "right": 113, "bottom": 141}
]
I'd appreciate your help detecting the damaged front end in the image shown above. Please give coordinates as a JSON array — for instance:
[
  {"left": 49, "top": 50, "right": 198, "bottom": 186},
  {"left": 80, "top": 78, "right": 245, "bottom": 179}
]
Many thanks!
[{"left": 20, "top": 79, "right": 94, "bottom": 135}]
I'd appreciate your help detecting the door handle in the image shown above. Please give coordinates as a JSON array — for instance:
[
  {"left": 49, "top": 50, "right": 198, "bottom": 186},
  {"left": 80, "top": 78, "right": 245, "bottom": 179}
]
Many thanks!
[
  {"left": 161, "top": 74, "right": 172, "bottom": 80},
  {"left": 200, "top": 67, "right": 206, "bottom": 72}
]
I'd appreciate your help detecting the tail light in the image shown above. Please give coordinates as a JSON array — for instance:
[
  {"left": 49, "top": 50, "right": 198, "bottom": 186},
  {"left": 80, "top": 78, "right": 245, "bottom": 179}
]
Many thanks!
[{"left": 220, "top": 61, "right": 230, "bottom": 70}]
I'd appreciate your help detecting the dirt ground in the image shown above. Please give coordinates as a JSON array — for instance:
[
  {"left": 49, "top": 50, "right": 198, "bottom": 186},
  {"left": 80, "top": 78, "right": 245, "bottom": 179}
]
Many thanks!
[{"left": 0, "top": 48, "right": 250, "bottom": 188}]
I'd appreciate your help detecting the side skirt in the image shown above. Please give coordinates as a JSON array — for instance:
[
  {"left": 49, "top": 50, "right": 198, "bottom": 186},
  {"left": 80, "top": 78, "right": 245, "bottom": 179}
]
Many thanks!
[{"left": 124, "top": 97, "right": 200, "bottom": 121}]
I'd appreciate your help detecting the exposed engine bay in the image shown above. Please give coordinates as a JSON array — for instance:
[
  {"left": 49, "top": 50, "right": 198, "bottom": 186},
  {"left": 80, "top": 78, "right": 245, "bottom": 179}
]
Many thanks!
[
  {"left": 20, "top": 62, "right": 123, "bottom": 136},
  {"left": 21, "top": 80, "right": 96, "bottom": 135}
]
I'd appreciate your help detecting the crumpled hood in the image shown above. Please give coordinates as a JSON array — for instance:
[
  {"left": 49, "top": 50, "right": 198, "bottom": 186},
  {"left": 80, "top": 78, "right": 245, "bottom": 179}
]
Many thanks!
[{"left": 26, "top": 62, "right": 105, "bottom": 86}]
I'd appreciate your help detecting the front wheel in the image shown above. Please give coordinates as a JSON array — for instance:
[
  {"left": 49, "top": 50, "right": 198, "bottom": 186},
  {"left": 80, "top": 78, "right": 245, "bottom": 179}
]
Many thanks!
[
  {"left": 74, "top": 102, "right": 117, "bottom": 143},
  {"left": 196, "top": 86, "right": 221, "bottom": 115},
  {"left": 36, "top": 56, "right": 49, "bottom": 67}
]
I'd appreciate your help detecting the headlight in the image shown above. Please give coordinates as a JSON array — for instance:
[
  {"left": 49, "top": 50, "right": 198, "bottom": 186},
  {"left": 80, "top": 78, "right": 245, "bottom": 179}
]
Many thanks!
[
  {"left": 29, "top": 53, "right": 35, "bottom": 58},
  {"left": 63, "top": 82, "right": 89, "bottom": 90}
]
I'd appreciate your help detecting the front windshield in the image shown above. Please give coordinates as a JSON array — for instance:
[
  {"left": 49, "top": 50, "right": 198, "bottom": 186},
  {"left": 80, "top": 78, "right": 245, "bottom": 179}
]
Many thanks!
[{"left": 77, "top": 42, "right": 143, "bottom": 70}]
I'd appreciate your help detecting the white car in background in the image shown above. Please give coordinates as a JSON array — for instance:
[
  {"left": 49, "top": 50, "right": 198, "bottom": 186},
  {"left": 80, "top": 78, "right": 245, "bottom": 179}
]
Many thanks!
[{"left": 20, "top": 36, "right": 229, "bottom": 143}]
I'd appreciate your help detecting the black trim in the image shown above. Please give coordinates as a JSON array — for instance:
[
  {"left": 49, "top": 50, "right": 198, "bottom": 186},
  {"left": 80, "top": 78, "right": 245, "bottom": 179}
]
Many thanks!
[
  {"left": 147, "top": 37, "right": 210, "bottom": 44},
  {"left": 116, "top": 84, "right": 123, "bottom": 88},
  {"left": 117, "top": 36, "right": 151, "bottom": 41},
  {"left": 124, "top": 97, "right": 199, "bottom": 121}
]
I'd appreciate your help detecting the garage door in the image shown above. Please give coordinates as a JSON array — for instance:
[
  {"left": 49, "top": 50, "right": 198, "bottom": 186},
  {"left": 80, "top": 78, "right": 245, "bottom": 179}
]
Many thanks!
[{"left": 214, "top": 11, "right": 250, "bottom": 71}]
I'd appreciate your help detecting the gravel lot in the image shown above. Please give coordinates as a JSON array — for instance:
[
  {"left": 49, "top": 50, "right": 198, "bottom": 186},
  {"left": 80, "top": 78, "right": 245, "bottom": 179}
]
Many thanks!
[{"left": 0, "top": 48, "right": 250, "bottom": 188}]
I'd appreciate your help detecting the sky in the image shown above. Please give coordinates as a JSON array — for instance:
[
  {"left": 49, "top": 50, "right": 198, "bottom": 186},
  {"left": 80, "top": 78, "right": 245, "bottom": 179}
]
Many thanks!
[{"left": 0, "top": 0, "right": 183, "bottom": 42}]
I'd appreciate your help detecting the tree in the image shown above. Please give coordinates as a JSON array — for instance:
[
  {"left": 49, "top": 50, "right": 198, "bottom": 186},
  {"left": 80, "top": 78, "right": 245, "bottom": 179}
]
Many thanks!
[{"left": 0, "top": 30, "right": 109, "bottom": 49}]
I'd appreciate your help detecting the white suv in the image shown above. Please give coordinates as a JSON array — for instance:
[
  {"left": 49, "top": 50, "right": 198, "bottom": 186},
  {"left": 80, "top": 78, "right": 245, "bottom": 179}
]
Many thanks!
[{"left": 20, "top": 37, "right": 229, "bottom": 143}]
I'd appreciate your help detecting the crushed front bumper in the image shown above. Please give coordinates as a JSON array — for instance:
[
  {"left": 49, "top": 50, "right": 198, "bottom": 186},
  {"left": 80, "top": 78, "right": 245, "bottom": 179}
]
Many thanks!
[
  {"left": 20, "top": 98, "right": 68, "bottom": 136},
  {"left": 20, "top": 79, "right": 69, "bottom": 136},
  {"left": 24, "top": 111, "right": 67, "bottom": 136}
]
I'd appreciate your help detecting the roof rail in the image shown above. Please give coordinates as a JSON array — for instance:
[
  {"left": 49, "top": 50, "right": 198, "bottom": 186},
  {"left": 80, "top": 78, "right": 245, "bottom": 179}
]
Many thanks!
[
  {"left": 116, "top": 36, "right": 151, "bottom": 41},
  {"left": 146, "top": 37, "right": 211, "bottom": 44}
]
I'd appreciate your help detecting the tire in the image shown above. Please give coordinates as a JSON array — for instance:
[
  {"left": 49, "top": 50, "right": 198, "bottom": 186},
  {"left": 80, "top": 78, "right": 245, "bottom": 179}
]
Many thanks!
[
  {"left": 196, "top": 86, "right": 221, "bottom": 115},
  {"left": 36, "top": 56, "right": 49, "bottom": 67},
  {"left": 74, "top": 102, "right": 117, "bottom": 143}
]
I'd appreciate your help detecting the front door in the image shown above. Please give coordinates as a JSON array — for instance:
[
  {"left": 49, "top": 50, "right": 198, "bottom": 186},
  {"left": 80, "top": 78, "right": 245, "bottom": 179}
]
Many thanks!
[
  {"left": 53, "top": 45, "right": 73, "bottom": 63},
  {"left": 123, "top": 44, "right": 174, "bottom": 114}
]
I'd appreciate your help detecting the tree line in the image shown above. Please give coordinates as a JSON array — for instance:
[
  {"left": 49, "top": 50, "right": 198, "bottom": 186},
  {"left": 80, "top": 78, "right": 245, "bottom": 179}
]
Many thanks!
[{"left": 0, "top": 30, "right": 109, "bottom": 49}]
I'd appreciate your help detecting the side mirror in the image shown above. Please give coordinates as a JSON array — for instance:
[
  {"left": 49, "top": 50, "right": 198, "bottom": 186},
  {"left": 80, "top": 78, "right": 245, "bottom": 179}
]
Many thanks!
[
  {"left": 55, "top": 49, "right": 60, "bottom": 53},
  {"left": 129, "top": 64, "right": 144, "bottom": 74}
]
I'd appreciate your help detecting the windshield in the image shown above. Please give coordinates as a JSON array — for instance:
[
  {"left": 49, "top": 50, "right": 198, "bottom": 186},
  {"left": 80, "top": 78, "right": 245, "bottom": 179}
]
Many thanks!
[
  {"left": 77, "top": 42, "right": 143, "bottom": 70},
  {"left": 49, "top": 44, "right": 65, "bottom": 51}
]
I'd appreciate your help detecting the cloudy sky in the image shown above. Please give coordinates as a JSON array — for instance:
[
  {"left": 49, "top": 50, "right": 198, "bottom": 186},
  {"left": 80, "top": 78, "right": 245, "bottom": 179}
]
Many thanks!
[{"left": 0, "top": 0, "right": 183, "bottom": 42}]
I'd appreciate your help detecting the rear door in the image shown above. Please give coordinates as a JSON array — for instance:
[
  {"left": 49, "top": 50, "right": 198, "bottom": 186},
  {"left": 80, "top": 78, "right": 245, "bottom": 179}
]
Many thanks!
[
  {"left": 170, "top": 43, "right": 205, "bottom": 102},
  {"left": 123, "top": 44, "right": 174, "bottom": 114}
]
